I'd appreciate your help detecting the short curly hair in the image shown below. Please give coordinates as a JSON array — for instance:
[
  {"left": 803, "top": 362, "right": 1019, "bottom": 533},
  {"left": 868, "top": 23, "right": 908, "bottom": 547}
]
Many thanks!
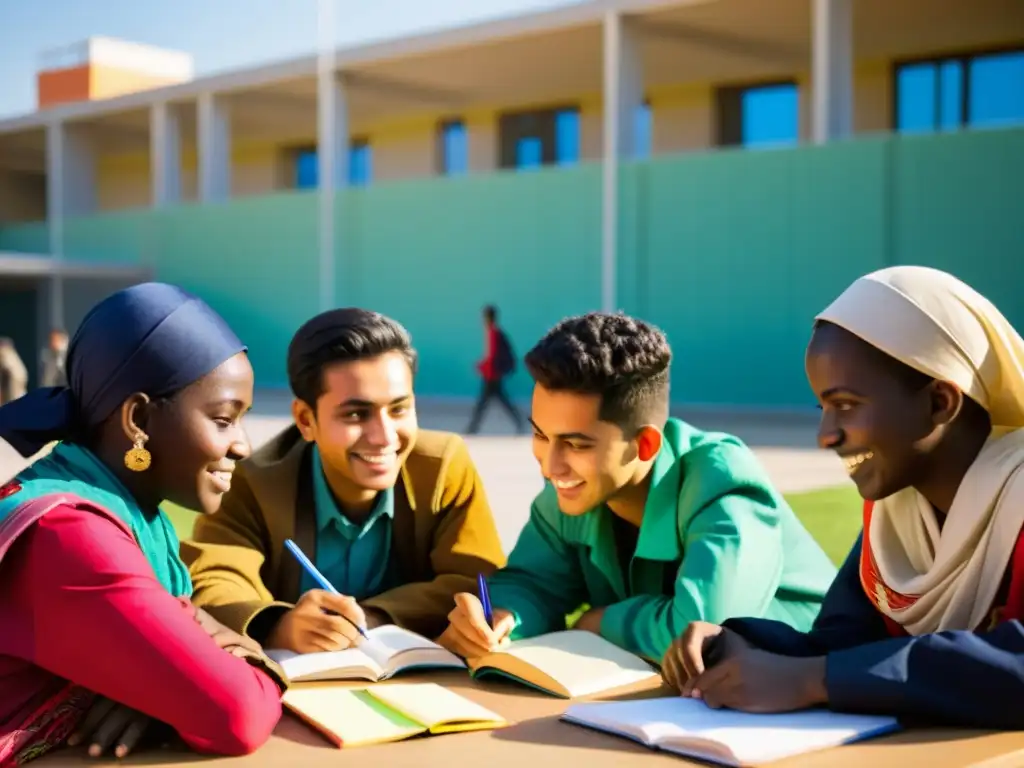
[{"left": 524, "top": 312, "right": 671, "bottom": 432}]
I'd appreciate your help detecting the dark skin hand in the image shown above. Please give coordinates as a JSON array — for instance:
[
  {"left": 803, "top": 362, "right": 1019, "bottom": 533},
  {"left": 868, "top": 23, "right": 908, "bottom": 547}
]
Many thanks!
[
  {"left": 66, "top": 699, "right": 163, "bottom": 759},
  {"left": 663, "top": 621, "right": 829, "bottom": 713},
  {"left": 67, "top": 605, "right": 269, "bottom": 758},
  {"left": 572, "top": 606, "right": 606, "bottom": 634}
]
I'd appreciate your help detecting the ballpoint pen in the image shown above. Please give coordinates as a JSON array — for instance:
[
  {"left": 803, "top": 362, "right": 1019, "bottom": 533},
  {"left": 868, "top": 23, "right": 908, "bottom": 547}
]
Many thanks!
[
  {"left": 284, "top": 538, "right": 369, "bottom": 640},
  {"left": 477, "top": 572, "right": 494, "bottom": 628}
]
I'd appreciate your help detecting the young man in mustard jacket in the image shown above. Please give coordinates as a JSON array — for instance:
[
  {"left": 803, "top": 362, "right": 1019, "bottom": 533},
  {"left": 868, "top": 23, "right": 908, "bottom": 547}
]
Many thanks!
[
  {"left": 183, "top": 309, "right": 506, "bottom": 652},
  {"left": 439, "top": 311, "right": 836, "bottom": 662}
]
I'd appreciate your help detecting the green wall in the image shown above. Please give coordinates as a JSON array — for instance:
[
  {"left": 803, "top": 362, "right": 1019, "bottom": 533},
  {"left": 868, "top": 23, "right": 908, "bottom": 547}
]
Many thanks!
[
  {"left": 616, "top": 127, "right": 1024, "bottom": 408},
  {"left": 618, "top": 138, "right": 890, "bottom": 407},
  {"left": 0, "top": 220, "right": 48, "bottom": 254},
  {"left": 1, "top": 127, "right": 1021, "bottom": 408},
  {"left": 153, "top": 193, "right": 321, "bottom": 389},
  {"left": 335, "top": 166, "right": 602, "bottom": 399}
]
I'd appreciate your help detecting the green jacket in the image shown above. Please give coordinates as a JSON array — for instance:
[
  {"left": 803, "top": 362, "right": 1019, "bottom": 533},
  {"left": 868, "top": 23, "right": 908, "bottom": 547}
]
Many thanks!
[{"left": 487, "top": 418, "right": 836, "bottom": 661}]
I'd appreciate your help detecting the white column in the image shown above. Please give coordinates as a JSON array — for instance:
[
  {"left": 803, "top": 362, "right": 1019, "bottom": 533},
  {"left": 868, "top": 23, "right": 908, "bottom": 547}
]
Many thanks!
[
  {"left": 47, "top": 121, "right": 96, "bottom": 221},
  {"left": 45, "top": 121, "right": 66, "bottom": 331},
  {"left": 46, "top": 121, "right": 95, "bottom": 330},
  {"left": 64, "top": 127, "right": 97, "bottom": 218},
  {"left": 601, "top": 11, "right": 643, "bottom": 313},
  {"left": 811, "top": 0, "right": 853, "bottom": 144},
  {"left": 197, "top": 92, "right": 230, "bottom": 202},
  {"left": 316, "top": 0, "right": 346, "bottom": 311},
  {"left": 319, "top": 77, "right": 349, "bottom": 192},
  {"left": 151, "top": 101, "right": 182, "bottom": 207}
]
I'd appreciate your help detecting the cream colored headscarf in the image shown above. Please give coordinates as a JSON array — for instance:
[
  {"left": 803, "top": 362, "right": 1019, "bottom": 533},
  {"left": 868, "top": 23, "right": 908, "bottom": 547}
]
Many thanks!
[{"left": 816, "top": 265, "right": 1024, "bottom": 635}]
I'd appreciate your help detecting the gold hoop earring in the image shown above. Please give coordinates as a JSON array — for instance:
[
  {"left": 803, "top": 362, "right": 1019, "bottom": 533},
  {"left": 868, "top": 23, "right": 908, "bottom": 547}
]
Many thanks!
[{"left": 124, "top": 435, "right": 152, "bottom": 472}]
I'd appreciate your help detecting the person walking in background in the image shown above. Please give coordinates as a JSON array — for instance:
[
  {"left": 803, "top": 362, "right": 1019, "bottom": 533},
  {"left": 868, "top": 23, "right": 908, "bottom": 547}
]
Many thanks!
[
  {"left": 466, "top": 305, "right": 525, "bottom": 435},
  {"left": 40, "top": 328, "right": 69, "bottom": 388},
  {"left": 0, "top": 337, "right": 27, "bottom": 406}
]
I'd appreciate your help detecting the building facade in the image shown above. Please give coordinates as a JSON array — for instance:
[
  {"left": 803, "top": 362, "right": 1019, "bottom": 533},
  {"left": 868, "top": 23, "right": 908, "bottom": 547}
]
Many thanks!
[{"left": 0, "top": 0, "right": 1021, "bottom": 404}]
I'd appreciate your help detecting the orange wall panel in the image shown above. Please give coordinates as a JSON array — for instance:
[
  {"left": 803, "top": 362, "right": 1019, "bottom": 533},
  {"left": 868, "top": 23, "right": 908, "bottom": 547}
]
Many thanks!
[
  {"left": 36, "top": 63, "right": 179, "bottom": 108},
  {"left": 37, "top": 65, "right": 91, "bottom": 108}
]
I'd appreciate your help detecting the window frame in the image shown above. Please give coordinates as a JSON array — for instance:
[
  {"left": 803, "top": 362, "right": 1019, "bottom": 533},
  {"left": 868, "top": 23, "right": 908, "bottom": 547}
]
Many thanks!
[
  {"left": 436, "top": 117, "right": 468, "bottom": 176},
  {"left": 496, "top": 103, "right": 581, "bottom": 170},
  {"left": 286, "top": 140, "right": 372, "bottom": 189},
  {"left": 890, "top": 44, "right": 1024, "bottom": 133},
  {"left": 714, "top": 78, "right": 800, "bottom": 148}
]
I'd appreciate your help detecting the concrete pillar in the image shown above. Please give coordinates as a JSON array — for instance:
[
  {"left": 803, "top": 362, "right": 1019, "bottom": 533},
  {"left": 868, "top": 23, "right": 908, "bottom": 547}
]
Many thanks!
[
  {"left": 314, "top": 55, "right": 349, "bottom": 312},
  {"left": 197, "top": 92, "right": 230, "bottom": 202},
  {"left": 601, "top": 11, "right": 643, "bottom": 313},
  {"left": 46, "top": 121, "right": 96, "bottom": 331},
  {"left": 150, "top": 101, "right": 182, "bottom": 207},
  {"left": 811, "top": 0, "right": 854, "bottom": 144},
  {"left": 47, "top": 121, "right": 96, "bottom": 222},
  {"left": 319, "top": 76, "right": 350, "bottom": 192},
  {"left": 45, "top": 123, "right": 64, "bottom": 262},
  {"left": 46, "top": 120, "right": 95, "bottom": 331}
]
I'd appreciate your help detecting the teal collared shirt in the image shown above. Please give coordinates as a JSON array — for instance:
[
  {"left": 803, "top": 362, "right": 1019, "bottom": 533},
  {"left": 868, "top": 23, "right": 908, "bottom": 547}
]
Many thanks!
[
  {"left": 486, "top": 418, "right": 837, "bottom": 661},
  {"left": 302, "top": 446, "right": 395, "bottom": 600}
]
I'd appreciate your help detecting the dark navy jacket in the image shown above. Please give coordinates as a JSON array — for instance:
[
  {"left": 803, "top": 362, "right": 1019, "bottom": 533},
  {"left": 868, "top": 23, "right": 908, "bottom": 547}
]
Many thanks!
[{"left": 724, "top": 533, "right": 1024, "bottom": 730}]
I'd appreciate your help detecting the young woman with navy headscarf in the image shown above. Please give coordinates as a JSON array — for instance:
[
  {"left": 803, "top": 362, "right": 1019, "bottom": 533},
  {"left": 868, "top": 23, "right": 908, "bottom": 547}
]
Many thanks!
[{"left": 0, "top": 283, "right": 288, "bottom": 766}]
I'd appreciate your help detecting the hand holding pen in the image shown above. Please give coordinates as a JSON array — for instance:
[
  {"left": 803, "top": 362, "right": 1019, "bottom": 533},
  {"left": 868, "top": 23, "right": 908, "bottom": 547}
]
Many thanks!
[
  {"left": 436, "top": 575, "right": 516, "bottom": 660},
  {"left": 262, "top": 539, "right": 370, "bottom": 654}
]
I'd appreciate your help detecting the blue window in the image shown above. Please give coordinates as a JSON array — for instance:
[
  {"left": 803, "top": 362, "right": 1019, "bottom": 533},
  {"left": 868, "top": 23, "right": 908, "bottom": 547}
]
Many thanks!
[
  {"left": 497, "top": 105, "right": 582, "bottom": 170},
  {"left": 895, "top": 49, "right": 1024, "bottom": 133},
  {"left": 970, "top": 51, "right": 1024, "bottom": 127},
  {"left": 555, "top": 108, "right": 580, "bottom": 166},
  {"left": 741, "top": 84, "right": 799, "bottom": 148},
  {"left": 896, "top": 63, "right": 938, "bottom": 133},
  {"left": 715, "top": 81, "right": 799, "bottom": 149},
  {"left": 349, "top": 141, "right": 371, "bottom": 187},
  {"left": 635, "top": 101, "right": 652, "bottom": 159},
  {"left": 516, "top": 137, "right": 543, "bottom": 169},
  {"left": 292, "top": 141, "right": 372, "bottom": 188},
  {"left": 939, "top": 60, "right": 964, "bottom": 130},
  {"left": 296, "top": 148, "right": 318, "bottom": 189},
  {"left": 439, "top": 119, "right": 468, "bottom": 175}
]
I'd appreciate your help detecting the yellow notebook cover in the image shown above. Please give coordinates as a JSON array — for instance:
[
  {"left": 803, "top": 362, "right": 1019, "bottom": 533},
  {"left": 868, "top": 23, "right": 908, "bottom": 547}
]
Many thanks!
[{"left": 284, "top": 682, "right": 508, "bottom": 748}]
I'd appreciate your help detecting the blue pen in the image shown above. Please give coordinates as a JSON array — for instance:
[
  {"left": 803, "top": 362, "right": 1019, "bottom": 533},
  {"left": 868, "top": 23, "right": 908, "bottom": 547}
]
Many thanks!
[
  {"left": 284, "top": 538, "right": 369, "bottom": 640},
  {"left": 477, "top": 572, "right": 494, "bottom": 628}
]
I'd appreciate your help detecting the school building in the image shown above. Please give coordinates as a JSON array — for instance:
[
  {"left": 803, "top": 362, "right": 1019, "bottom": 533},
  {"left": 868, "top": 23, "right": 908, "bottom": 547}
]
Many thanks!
[{"left": 0, "top": 0, "right": 1021, "bottom": 407}]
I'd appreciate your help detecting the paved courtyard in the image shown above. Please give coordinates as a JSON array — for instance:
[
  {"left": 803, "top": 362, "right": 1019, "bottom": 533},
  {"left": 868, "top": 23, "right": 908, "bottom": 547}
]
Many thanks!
[{"left": 0, "top": 393, "right": 850, "bottom": 551}]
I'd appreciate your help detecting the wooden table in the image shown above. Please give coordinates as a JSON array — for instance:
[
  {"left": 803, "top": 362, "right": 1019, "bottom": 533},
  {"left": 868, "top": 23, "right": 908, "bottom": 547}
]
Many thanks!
[{"left": 35, "top": 671, "right": 1024, "bottom": 767}]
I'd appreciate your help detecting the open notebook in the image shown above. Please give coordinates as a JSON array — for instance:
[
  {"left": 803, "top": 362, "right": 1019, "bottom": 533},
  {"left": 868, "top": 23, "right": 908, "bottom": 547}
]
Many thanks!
[
  {"left": 266, "top": 625, "right": 466, "bottom": 682},
  {"left": 560, "top": 696, "right": 900, "bottom": 766},
  {"left": 468, "top": 629, "right": 660, "bottom": 698},
  {"left": 284, "top": 682, "right": 507, "bottom": 748}
]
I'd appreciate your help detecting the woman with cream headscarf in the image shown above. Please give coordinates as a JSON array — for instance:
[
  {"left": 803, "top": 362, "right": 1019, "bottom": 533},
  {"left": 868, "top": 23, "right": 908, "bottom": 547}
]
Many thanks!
[{"left": 660, "top": 265, "right": 1024, "bottom": 728}]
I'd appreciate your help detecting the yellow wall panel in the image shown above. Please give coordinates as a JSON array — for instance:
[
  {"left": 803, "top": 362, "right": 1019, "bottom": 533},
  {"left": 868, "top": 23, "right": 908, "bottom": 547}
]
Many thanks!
[{"left": 87, "top": 48, "right": 1003, "bottom": 208}]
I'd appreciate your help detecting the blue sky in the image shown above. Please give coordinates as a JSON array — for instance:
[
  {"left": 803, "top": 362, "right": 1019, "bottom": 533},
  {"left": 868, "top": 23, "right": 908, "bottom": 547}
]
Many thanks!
[{"left": 0, "top": 0, "right": 578, "bottom": 119}]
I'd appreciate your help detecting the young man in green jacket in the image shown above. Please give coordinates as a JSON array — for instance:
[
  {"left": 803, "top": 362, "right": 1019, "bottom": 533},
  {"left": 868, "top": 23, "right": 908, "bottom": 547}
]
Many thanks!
[{"left": 439, "top": 311, "right": 836, "bottom": 663}]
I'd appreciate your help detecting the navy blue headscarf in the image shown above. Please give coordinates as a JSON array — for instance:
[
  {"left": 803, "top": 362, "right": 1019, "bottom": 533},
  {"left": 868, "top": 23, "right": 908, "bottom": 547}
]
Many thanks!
[{"left": 0, "top": 282, "right": 247, "bottom": 457}]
